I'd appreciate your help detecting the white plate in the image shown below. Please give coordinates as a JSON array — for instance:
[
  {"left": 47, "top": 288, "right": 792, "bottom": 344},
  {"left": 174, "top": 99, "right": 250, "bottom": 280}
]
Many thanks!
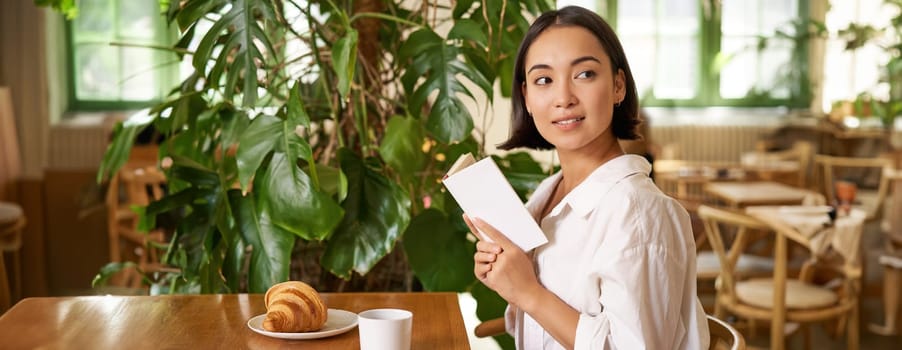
[{"left": 247, "top": 309, "right": 358, "bottom": 340}]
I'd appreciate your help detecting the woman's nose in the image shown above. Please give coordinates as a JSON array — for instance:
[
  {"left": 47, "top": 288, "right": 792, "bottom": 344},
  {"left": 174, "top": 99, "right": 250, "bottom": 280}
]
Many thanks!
[{"left": 553, "top": 81, "right": 576, "bottom": 108}]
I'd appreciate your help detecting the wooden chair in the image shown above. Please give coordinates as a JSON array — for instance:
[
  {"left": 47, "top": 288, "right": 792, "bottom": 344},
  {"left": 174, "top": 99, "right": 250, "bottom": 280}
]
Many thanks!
[
  {"left": 105, "top": 164, "right": 168, "bottom": 288},
  {"left": 696, "top": 204, "right": 776, "bottom": 313},
  {"left": 708, "top": 314, "right": 746, "bottom": 350},
  {"left": 0, "top": 239, "right": 8, "bottom": 313},
  {"left": 0, "top": 201, "right": 25, "bottom": 312},
  {"left": 699, "top": 205, "right": 862, "bottom": 350},
  {"left": 870, "top": 167, "right": 902, "bottom": 335},
  {"left": 474, "top": 313, "right": 747, "bottom": 350},
  {"left": 813, "top": 154, "right": 893, "bottom": 223},
  {"left": 748, "top": 140, "right": 813, "bottom": 188},
  {"left": 473, "top": 317, "right": 505, "bottom": 338}
]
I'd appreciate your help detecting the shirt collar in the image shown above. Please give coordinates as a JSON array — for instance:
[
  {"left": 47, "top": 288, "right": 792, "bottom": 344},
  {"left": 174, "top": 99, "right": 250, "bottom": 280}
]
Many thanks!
[{"left": 563, "top": 154, "right": 651, "bottom": 217}]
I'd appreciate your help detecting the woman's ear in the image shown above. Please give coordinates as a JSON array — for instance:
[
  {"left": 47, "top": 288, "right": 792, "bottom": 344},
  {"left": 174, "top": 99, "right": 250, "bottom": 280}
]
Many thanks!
[{"left": 614, "top": 69, "right": 626, "bottom": 102}]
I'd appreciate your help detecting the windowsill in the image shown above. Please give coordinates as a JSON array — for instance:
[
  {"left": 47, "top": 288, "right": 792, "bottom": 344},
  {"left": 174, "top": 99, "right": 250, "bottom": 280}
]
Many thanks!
[
  {"left": 57, "top": 110, "right": 145, "bottom": 133},
  {"left": 643, "top": 106, "right": 813, "bottom": 126}
]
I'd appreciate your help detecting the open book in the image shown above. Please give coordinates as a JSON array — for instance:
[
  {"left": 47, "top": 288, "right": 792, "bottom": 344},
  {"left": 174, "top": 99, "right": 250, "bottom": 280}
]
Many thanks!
[{"left": 442, "top": 153, "right": 548, "bottom": 251}]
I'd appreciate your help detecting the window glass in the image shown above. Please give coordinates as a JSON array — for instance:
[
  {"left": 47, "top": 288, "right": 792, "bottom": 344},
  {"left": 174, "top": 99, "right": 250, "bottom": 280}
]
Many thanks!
[
  {"left": 618, "top": 0, "right": 700, "bottom": 100},
  {"left": 68, "top": 0, "right": 174, "bottom": 109},
  {"left": 610, "top": 0, "right": 804, "bottom": 106},
  {"left": 720, "top": 0, "right": 798, "bottom": 100},
  {"left": 617, "top": 0, "right": 657, "bottom": 98}
]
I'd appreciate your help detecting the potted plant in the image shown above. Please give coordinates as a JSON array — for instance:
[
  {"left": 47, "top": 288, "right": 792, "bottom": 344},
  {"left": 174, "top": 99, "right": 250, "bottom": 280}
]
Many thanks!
[
  {"left": 837, "top": 0, "right": 902, "bottom": 130},
  {"left": 41, "top": 0, "right": 553, "bottom": 348}
]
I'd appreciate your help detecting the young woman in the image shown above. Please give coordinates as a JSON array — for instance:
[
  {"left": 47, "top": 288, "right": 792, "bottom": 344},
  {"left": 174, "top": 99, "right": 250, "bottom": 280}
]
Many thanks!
[{"left": 467, "top": 6, "right": 709, "bottom": 349}]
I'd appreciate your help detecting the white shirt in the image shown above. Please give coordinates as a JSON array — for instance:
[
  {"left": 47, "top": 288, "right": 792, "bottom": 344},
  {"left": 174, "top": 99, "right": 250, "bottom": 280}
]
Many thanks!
[{"left": 505, "top": 154, "right": 709, "bottom": 350}]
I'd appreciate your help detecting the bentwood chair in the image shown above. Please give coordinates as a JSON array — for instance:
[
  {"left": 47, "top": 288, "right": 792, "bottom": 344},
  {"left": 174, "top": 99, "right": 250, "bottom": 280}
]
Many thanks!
[
  {"left": 708, "top": 314, "right": 746, "bottom": 350},
  {"left": 106, "top": 164, "right": 169, "bottom": 288},
  {"left": 870, "top": 167, "right": 902, "bottom": 335},
  {"left": 0, "top": 201, "right": 25, "bottom": 312},
  {"left": 699, "top": 205, "right": 862, "bottom": 350},
  {"left": 747, "top": 140, "right": 813, "bottom": 188},
  {"left": 474, "top": 313, "right": 746, "bottom": 350},
  {"left": 813, "top": 154, "right": 893, "bottom": 223}
]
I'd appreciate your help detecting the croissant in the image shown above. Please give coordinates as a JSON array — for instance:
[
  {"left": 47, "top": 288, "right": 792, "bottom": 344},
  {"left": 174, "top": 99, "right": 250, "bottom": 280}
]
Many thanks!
[{"left": 262, "top": 281, "right": 328, "bottom": 332}]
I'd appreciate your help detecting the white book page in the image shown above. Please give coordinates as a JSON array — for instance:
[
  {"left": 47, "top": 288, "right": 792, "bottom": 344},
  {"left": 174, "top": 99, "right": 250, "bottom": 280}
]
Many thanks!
[{"left": 442, "top": 157, "right": 548, "bottom": 251}]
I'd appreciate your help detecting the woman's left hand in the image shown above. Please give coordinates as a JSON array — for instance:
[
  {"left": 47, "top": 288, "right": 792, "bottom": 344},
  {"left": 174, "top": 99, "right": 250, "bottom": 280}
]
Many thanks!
[{"left": 465, "top": 214, "right": 541, "bottom": 308}]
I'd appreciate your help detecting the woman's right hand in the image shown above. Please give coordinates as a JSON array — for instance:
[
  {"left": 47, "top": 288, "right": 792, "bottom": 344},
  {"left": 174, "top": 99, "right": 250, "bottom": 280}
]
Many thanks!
[{"left": 465, "top": 214, "right": 541, "bottom": 309}]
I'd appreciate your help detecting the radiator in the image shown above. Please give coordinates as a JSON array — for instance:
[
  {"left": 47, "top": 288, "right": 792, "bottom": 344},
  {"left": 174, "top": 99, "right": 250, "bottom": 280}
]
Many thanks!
[
  {"left": 649, "top": 124, "right": 778, "bottom": 163},
  {"left": 47, "top": 117, "right": 110, "bottom": 171}
]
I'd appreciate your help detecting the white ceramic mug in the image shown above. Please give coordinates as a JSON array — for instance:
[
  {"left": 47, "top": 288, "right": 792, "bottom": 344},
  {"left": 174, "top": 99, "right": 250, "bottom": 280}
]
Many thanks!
[{"left": 357, "top": 308, "right": 413, "bottom": 350}]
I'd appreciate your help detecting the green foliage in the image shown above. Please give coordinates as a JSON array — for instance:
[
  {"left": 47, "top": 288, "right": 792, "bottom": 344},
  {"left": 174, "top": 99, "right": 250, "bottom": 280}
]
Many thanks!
[
  {"left": 82, "top": 1, "right": 554, "bottom": 347},
  {"left": 838, "top": 0, "right": 902, "bottom": 126},
  {"left": 403, "top": 209, "right": 475, "bottom": 291},
  {"left": 34, "top": 0, "right": 78, "bottom": 19}
]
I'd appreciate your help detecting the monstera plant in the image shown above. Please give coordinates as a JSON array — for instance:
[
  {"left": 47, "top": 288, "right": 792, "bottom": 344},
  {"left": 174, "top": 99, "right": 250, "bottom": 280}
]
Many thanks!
[{"left": 41, "top": 0, "right": 554, "bottom": 348}]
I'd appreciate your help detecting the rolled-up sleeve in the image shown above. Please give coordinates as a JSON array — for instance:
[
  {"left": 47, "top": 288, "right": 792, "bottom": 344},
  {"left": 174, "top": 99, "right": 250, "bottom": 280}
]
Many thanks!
[{"left": 574, "top": 222, "right": 689, "bottom": 349}]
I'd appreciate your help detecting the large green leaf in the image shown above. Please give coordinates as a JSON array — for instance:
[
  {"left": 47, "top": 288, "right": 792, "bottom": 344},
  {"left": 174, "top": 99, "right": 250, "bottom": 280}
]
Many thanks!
[
  {"left": 217, "top": 189, "right": 243, "bottom": 293},
  {"left": 97, "top": 112, "right": 155, "bottom": 182},
  {"left": 236, "top": 112, "right": 314, "bottom": 191},
  {"left": 257, "top": 153, "right": 344, "bottom": 241},
  {"left": 448, "top": 19, "right": 487, "bottom": 47},
  {"left": 399, "top": 29, "right": 490, "bottom": 143},
  {"left": 321, "top": 149, "right": 411, "bottom": 279},
  {"left": 229, "top": 190, "right": 294, "bottom": 293},
  {"left": 426, "top": 94, "right": 472, "bottom": 144},
  {"left": 191, "top": 0, "right": 276, "bottom": 106},
  {"left": 495, "top": 152, "right": 547, "bottom": 200},
  {"left": 403, "top": 209, "right": 475, "bottom": 291},
  {"left": 286, "top": 82, "right": 311, "bottom": 128},
  {"left": 172, "top": 0, "right": 220, "bottom": 31},
  {"left": 305, "top": 163, "right": 348, "bottom": 202},
  {"left": 332, "top": 29, "right": 359, "bottom": 100},
  {"left": 236, "top": 114, "right": 282, "bottom": 191},
  {"left": 378, "top": 115, "right": 426, "bottom": 179}
]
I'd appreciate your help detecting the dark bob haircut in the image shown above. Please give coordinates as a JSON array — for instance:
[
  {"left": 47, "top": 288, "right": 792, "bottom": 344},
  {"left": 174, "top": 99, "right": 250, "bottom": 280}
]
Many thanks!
[{"left": 498, "top": 6, "right": 641, "bottom": 150}]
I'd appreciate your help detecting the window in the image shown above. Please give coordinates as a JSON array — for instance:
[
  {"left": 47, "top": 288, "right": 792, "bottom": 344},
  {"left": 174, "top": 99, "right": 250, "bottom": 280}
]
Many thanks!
[
  {"left": 822, "top": 0, "right": 894, "bottom": 112},
  {"left": 597, "top": 0, "right": 808, "bottom": 107},
  {"left": 66, "top": 0, "right": 177, "bottom": 110}
]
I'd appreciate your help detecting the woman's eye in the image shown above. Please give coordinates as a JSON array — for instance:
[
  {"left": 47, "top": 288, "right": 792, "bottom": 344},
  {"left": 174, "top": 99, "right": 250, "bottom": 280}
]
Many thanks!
[
  {"left": 576, "top": 70, "right": 596, "bottom": 79},
  {"left": 534, "top": 77, "right": 551, "bottom": 85}
]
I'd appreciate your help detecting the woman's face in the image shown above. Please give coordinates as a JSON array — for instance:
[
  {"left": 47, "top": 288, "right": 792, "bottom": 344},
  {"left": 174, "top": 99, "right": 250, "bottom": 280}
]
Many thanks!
[{"left": 521, "top": 25, "right": 625, "bottom": 153}]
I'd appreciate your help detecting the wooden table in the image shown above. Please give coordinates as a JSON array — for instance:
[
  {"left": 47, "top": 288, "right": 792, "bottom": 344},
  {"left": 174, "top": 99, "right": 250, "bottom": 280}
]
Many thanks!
[
  {"left": 704, "top": 181, "right": 814, "bottom": 208},
  {"left": 0, "top": 292, "right": 470, "bottom": 349},
  {"left": 746, "top": 206, "right": 866, "bottom": 257},
  {"left": 653, "top": 160, "right": 745, "bottom": 211}
]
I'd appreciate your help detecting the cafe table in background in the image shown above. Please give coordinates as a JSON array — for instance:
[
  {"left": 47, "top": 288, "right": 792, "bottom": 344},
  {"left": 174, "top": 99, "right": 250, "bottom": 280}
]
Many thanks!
[
  {"left": 705, "top": 181, "right": 815, "bottom": 208},
  {"left": 0, "top": 292, "right": 471, "bottom": 349},
  {"left": 746, "top": 206, "right": 867, "bottom": 262}
]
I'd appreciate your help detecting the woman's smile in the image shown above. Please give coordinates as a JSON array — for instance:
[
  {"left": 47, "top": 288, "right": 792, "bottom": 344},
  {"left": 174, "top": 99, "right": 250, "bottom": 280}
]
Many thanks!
[{"left": 551, "top": 116, "right": 586, "bottom": 129}]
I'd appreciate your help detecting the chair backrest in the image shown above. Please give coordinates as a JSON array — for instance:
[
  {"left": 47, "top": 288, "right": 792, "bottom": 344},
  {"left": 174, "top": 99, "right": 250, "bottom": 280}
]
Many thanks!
[
  {"left": 885, "top": 167, "right": 902, "bottom": 245},
  {"left": 707, "top": 314, "right": 746, "bottom": 350},
  {"left": 749, "top": 140, "right": 813, "bottom": 188},
  {"left": 697, "top": 205, "right": 771, "bottom": 300},
  {"left": 0, "top": 87, "right": 21, "bottom": 201},
  {"left": 119, "top": 166, "right": 167, "bottom": 207},
  {"left": 105, "top": 163, "right": 167, "bottom": 264},
  {"left": 813, "top": 154, "right": 893, "bottom": 222}
]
